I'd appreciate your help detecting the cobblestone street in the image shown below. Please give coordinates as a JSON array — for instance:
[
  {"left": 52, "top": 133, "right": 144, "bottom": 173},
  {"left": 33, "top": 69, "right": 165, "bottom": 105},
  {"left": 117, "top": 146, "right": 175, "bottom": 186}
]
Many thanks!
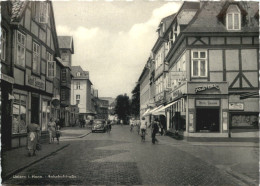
[{"left": 4, "top": 125, "right": 259, "bottom": 185}]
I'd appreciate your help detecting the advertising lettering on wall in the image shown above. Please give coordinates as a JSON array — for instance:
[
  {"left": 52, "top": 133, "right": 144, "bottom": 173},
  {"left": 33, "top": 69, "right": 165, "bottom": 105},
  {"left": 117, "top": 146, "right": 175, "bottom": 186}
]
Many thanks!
[
  {"left": 195, "top": 84, "right": 220, "bottom": 93},
  {"left": 229, "top": 103, "right": 244, "bottom": 110},
  {"left": 26, "top": 75, "right": 45, "bottom": 91},
  {"left": 196, "top": 99, "right": 220, "bottom": 107}
]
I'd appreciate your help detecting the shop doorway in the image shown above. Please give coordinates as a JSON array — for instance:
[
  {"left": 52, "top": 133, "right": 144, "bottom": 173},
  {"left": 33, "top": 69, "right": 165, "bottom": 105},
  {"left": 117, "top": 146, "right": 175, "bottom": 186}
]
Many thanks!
[
  {"left": 196, "top": 108, "right": 219, "bottom": 132},
  {"left": 31, "top": 95, "right": 39, "bottom": 123}
]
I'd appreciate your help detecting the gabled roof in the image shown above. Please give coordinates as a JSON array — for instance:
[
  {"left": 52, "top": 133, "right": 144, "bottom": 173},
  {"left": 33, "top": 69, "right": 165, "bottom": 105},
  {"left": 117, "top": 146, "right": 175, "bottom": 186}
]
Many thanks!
[
  {"left": 58, "top": 36, "right": 74, "bottom": 54},
  {"left": 71, "top": 66, "right": 90, "bottom": 80},
  {"left": 184, "top": 1, "right": 259, "bottom": 33}
]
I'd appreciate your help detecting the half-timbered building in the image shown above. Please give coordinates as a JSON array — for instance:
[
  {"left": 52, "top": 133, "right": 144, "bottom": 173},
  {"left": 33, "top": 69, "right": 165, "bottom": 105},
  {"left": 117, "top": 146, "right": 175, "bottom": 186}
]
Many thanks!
[{"left": 1, "top": 1, "right": 62, "bottom": 148}]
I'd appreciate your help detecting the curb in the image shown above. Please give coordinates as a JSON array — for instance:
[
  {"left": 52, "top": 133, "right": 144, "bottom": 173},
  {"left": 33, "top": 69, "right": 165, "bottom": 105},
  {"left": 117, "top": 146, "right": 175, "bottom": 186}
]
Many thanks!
[
  {"left": 2, "top": 144, "right": 70, "bottom": 182},
  {"left": 60, "top": 131, "right": 92, "bottom": 140}
]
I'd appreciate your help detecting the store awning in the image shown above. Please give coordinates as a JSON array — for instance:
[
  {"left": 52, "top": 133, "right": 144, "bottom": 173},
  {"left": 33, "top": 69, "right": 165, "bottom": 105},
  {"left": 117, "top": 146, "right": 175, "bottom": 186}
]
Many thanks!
[
  {"left": 150, "top": 105, "right": 164, "bottom": 115},
  {"left": 152, "top": 101, "right": 177, "bottom": 116},
  {"left": 142, "top": 109, "right": 151, "bottom": 116}
]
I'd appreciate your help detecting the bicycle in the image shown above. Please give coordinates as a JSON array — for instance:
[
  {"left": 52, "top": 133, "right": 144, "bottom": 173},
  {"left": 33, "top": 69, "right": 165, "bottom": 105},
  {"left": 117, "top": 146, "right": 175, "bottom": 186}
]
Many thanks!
[
  {"left": 141, "top": 129, "right": 146, "bottom": 142},
  {"left": 130, "top": 125, "right": 134, "bottom": 132}
]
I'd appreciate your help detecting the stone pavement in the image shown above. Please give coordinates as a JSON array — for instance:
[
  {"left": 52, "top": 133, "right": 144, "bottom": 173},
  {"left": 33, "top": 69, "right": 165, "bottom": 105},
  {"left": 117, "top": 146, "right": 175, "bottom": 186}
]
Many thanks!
[
  {"left": 1, "top": 127, "right": 90, "bottom": 182},
  {"left": 1, "top": 142, "right": 70, "bottom": 181}
]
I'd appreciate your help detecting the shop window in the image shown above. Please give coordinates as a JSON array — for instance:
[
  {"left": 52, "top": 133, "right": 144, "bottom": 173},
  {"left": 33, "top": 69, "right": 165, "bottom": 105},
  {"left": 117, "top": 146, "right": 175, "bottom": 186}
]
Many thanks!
[
  {"left": 47, "top": 52, "right": 56, "bottom": 78},
  {"left": 12, "top": 94, "right": 27, "bottom": 134},
  {"left": 231, "top": 114, "right": 258, "bottom": 128},
  {"left": 1, "top": 28, "right": 6, "bottom": 61},
  {"left": 191, "top": 50, "right": 207, "bottom": 77},
  {"left": 33, "top": 42, "right": 40, "bottom": 74},
  {"left": 16, "top": 31, "right": 26, "bottom": 67},
  {"left": 226, "top": 5, "right": 241, "bottom": 30},
  {"left": 42, "top": 100, "right": 50, "bottom": 131}
]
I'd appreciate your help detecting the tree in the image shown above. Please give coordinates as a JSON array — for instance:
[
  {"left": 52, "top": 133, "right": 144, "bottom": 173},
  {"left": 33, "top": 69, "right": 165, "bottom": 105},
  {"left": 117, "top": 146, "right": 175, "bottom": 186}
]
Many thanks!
[
  {"left": 114, "top": 94, "right": 131, "bottom": 123},
  {"left": 131, "top": 83, "right": 140, "bottom": 118}
]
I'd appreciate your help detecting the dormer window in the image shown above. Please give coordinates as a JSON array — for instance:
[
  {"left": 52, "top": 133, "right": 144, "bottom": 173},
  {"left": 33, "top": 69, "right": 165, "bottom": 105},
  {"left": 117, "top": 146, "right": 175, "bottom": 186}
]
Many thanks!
[
  {"left": 226, "top": 5, "right": 241, "bottom": 30},
  {"left": 76, "top": 72, "right": 81, "bottom": 77}
]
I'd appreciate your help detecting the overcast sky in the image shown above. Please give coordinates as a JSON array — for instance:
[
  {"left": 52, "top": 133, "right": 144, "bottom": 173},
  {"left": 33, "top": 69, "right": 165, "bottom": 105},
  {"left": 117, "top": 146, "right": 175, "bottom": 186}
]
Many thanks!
[{"left": 53, "top": 1, "right": 182, "bottom": 98}]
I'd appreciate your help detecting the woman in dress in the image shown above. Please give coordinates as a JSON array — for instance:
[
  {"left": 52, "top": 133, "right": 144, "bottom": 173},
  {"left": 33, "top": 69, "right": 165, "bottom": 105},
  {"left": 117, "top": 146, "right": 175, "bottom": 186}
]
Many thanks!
[
  {"left": 27, "top": 121, "right": 40, "bottom": 156},
  {"left": 48, "top": 117, "right": 56, "bottom": 144}
]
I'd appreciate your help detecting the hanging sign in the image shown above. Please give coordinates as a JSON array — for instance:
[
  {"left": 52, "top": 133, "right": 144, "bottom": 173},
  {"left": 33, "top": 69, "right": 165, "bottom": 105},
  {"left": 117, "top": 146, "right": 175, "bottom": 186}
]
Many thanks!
[{"left": 229, "top": 103, "right": 244, "bottom": 110}]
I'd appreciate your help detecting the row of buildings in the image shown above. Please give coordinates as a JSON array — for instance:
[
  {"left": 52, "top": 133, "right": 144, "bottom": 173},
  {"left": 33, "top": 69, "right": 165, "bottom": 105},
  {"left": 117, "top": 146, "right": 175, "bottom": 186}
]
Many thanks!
[
  {"left": 1, "top": 1, "right": 108, "bottom": 149},
  {"left": 138, "top": 1, "right": 259, "bottom": 138}
]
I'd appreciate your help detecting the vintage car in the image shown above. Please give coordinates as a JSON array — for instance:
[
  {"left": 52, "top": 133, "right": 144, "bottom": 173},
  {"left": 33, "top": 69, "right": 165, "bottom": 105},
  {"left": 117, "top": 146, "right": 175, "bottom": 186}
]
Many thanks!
[{"left": 91, "top": 119, "right": 106, "bottom": 133}]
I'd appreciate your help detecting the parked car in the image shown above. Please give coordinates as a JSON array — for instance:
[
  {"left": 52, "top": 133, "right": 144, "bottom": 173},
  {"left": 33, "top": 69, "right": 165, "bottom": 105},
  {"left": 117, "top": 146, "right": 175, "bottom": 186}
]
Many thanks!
[{"left": 91, "top": 119, "right": 106, "bottom": 133}]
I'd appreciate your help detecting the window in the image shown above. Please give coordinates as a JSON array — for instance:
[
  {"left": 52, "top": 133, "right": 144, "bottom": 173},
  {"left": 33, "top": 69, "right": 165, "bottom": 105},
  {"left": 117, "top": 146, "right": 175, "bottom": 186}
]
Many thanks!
[
  {"left": 16, "top": 31, "right": 26, "bottom": 67},
  {"left": 226, "top": 5, "right": 241, "bottom": 30},
  {"left": 61, "top": 89, "right": 66, "bottom": 100},
  {"left": 76, "top": 72, "right": 81, "bottom": 76},
  {"left": 12, "top": 94, "right": 27, "bottom": 134},
  {"left": 76, "top": 81, "right": 80, "bottom": 89},
  {"left": 33, "top": 42, "right": 40, "bottom": 74},
  {"left": 191, "top": 50, "right": 207, "bottom": 77},
  {"left": 32, "top": 2, "right": 48, "bottom": 24},
  {"left": 61, "top": 69, "right": 67, "bottom": 83},
  {"left": 1, "top": 28, "right": 6, "bottom": 61},
  {"left": 76, "top": 94, "right": 80, "bottom": 104},
  {"left": 47, "top": 52, "right": 56, "bottom": 78}
]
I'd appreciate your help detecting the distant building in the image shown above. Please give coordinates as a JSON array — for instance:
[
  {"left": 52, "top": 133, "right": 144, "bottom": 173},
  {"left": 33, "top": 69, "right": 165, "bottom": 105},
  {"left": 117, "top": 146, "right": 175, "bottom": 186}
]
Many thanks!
[{"left": 71, "top": 66, "right": 95, "bottom": 120}]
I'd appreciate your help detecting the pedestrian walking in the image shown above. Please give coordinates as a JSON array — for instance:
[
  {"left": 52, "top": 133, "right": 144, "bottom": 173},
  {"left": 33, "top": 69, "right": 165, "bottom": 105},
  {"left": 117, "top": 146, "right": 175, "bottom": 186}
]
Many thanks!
[
  {"left": 48, "top": 117, "right": 56, "bottom": 144},
  {"left": 27, "top": 121, "right": 40, "bottom": 156},
  {"left": 55, "top": 125, "right": 61, "bottom": 144},
  {"left": 140, "top": 117, "right": 147, "bottom": 141},
  {"left": 151, "top": 118, "right": 159, "bottom": 144}
]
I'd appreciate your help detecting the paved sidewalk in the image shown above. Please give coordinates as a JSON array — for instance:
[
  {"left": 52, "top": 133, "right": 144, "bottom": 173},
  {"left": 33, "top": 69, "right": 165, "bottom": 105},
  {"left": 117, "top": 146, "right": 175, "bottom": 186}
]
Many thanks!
[
  {"left": 2, "top": 142, "right": 70, "bottom": 181},
  {"left": 2, "top": 127, "right": 90, "bottom": 181}
]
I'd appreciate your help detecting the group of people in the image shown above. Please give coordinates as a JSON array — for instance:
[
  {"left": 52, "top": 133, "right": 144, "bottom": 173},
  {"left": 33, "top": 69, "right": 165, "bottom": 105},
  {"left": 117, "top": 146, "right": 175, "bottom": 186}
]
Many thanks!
[
  {"left": 129, "top": 117, "right": 164, "bottom": 144},
  {"left": 27, "top": 117, "right": 61, "bottom": 157}
]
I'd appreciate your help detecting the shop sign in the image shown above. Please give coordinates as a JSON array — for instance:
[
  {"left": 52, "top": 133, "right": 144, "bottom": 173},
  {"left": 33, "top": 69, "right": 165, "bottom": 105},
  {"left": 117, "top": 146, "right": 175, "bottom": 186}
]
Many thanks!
[
  {"left": 229, "top": 103, "right": 244, "bottom": 110},
  {"left": 26, "top": 75, "right": 45, "bottom": 91},
  {"left": 195, "top": 84, "right": 220, "bottom": 93},
  {"left": 1, "top": 74, "right": 14, "bottom": 84},
  {"left": 196, "top": 100, "right": 220, "bottom": 107}
]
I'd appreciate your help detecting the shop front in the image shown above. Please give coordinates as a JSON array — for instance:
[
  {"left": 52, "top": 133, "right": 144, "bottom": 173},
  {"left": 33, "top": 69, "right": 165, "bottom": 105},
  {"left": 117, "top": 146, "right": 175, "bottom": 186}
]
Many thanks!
[{"left": 185, "top": 82, "right": 229, "bottom": 137}]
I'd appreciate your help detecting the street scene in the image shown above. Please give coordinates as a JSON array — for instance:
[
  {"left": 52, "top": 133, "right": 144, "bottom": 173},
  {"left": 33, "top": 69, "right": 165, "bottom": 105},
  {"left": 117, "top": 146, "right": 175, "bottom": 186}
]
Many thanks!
[
  {"left": 2, "top": 125, "right": 259, "bottom": 185},
  {"left": 1, "top": 1, "right": 259, "bottom": 185}
]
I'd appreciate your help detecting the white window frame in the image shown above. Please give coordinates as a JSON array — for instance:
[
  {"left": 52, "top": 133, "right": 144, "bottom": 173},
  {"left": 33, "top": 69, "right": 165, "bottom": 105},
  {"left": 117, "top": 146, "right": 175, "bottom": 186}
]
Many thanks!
[
  {"left": 1, "top": 28, "right": 6, "bottom": 61},
  {"left": 76, "top": 81, "right": 80, "bottom": 89},
  {"left": 226, "top": 5, "right": 241, "bottom": 31},
  {"left": 76, "top": 72, "right": 81, "bottom": 76},
  {"left": 32, "top": 42, "right": 40, "bottom": 74},
  {"left": 39, "top": 2, "right": 48, "bottom": 24},
  {"left": 16, "top": 31, "right": 26, "bottom": 67},
  {"left": 191, "top": 50, "right": 208, "bottom": 78},
  {"left": 47, "top": 52, "right": 56, "bottom": 78},
  {"left": 76, "top": 95, "right": 80, "bottom": 100}
]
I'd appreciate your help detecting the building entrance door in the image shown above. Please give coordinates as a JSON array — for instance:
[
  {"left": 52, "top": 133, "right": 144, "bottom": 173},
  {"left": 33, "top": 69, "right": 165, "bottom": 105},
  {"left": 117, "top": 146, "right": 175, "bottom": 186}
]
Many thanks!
[
  {"left": 196, "top": 108, "right": 219, "bottom": 132},
  {"left": 31, "top": 95, "right": 39, "bottom": 123}
]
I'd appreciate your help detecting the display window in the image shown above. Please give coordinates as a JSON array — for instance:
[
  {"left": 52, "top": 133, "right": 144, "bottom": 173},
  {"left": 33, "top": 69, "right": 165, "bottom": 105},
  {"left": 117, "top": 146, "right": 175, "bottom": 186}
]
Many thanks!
[
  {"left": 12, "top": 93, "right": 27, "bottom": 134},
  {"left": 231, "top": 114, "right": 258, "bottom": 128}
]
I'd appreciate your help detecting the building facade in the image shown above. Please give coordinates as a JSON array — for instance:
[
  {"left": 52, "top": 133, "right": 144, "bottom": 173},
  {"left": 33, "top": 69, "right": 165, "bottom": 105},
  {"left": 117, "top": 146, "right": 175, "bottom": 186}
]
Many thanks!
[
  {"left": 1, "top": 1, "right": 62, "bottom": 148},
  {"left": 71, "top": 66, "right": 95, "bottom": 120},
  {"left": 140, "top": 1, "right": 259, "bottom": 138},
  {"left": 58, "top": 36, "right": 74, "bottom": 127}
]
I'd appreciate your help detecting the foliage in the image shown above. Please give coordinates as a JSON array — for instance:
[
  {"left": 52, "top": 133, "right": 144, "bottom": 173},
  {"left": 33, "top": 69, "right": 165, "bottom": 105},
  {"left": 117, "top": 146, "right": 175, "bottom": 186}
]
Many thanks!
[
  {"left": 131, "top": 83, "right": 140, "bottom": 118},
  {"left": 114, "top": 94, "right": 131, "bottom": 122}
]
